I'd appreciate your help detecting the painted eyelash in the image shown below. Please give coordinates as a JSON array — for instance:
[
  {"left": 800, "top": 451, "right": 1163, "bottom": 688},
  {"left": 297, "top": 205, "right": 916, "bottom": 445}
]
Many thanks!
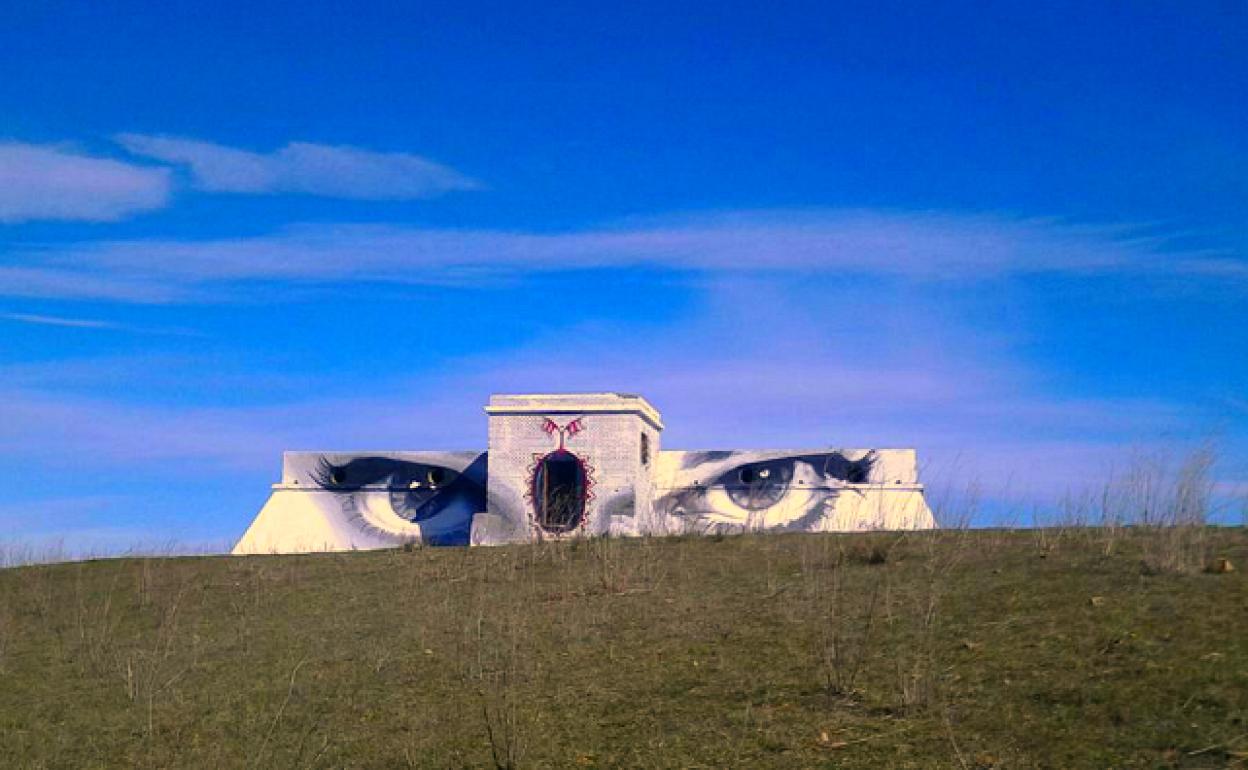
[
  {"left": 316, "top": 461, "right": 403, "bottom": 537},
  {"left": 314, "top": 457, "right": 468, "bottom": 531},
  {"left": 804, "top": 451, "right": 877, "bottom": 483},
  {"left": 668, "top": 451, "right": 878, "bottom": 520},
  {"left": 337, "top": 494, "right": 415, "bottom": 540},
  {"left": 311, "top": 457, "right": 455, "bottom": 490},
  {"left": 688, "top": 451, "right": 878, "bottom": 493},
  {"left": 748, "top": 452, "right": 876, "bottom": 484}
]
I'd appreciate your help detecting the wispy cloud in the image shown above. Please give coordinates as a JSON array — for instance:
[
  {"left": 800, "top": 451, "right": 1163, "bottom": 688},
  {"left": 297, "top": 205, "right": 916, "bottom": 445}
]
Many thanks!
[
  {"left": 3, "top": 210, "right": 1239, "bottom": 303},
  {"left": 0, "top": 265, "right": 188, "bottom": 303},
  {"left": 0, "top": 311, "right": 203, "bottom": 336},
  {"left": 0, "top": 142, "right": 171, "bottom": 223},
  {"left": 3, "top": 250, "right": 1240, "bottom": 541},
  {"left": 0, "top": 275, "right": 1214, "bottom": 499},
  {"left": 0, "top": 312, "right": 123, "bottom": 329},
  {"left": 0, "top": 358, "right": 1192, "bottom": 484},
  {"left": 115, "top": 134, "right": 481, "bottom": 200}
]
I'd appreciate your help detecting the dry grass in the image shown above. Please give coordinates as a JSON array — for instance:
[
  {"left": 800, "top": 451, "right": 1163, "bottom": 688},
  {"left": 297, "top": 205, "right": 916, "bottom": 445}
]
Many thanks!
[{"left": 0, "top": 525, "right": 1244, "bottom": 768}]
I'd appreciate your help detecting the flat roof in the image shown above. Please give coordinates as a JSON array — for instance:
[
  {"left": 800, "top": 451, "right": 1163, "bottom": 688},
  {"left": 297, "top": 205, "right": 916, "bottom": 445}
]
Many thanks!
[{"left": 484, "top": 392, "right": 663, "bottom": 430}]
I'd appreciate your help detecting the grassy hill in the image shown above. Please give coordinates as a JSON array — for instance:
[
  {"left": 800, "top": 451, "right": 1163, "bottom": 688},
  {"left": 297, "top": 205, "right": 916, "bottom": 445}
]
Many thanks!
[{"left": 1, "top": 527, "right": 1245, "bottom": 768}]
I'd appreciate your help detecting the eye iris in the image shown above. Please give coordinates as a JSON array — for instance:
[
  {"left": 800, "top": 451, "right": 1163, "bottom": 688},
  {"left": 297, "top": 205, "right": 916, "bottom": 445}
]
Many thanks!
[
  {"left": 329, "top": 468, "right": 346, "bottom": 485},
  {"left": 402, "top": 467, "right": 457, "bottom": 522},
  {"left": 726, "top": 461, "right": 793, "bottom": 510}
]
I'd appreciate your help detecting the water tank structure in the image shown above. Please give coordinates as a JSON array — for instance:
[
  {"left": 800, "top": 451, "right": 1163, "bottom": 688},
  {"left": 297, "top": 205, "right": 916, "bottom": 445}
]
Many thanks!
[{"left": 233, "top": 392, "right": 936, "bottom": 554}]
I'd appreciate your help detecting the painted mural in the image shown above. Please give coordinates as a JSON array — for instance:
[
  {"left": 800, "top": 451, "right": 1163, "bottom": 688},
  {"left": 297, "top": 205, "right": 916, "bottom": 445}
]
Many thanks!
[
  {"left": 309, "top": 453, "right": 487, "bottom": 546},
  {"left": 232, "top": 393, "right": 936, "bottom": 555},
  {"left": 233, "top": 451, "right": 486, "bottom": 553},
  {"left": 653, "top": 450, "right": 880, "bottom": 534}
]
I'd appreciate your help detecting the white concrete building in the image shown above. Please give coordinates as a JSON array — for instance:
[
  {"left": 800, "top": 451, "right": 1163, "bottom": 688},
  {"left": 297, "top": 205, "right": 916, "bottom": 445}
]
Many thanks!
[{"left": 233, "top": 392, "right": 935, "bottom": 554}]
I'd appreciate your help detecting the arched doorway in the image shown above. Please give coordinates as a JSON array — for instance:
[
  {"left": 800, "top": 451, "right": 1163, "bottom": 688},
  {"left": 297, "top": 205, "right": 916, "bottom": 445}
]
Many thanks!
[{"left": 531, "top": 449, "right": 587, "bottom": 533}]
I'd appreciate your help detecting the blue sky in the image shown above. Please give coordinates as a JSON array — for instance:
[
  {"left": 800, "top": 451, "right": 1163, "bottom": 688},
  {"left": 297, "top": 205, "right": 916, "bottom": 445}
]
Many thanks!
[{"left": 1, "top": 1, "right": 1245, "bottom": 551}]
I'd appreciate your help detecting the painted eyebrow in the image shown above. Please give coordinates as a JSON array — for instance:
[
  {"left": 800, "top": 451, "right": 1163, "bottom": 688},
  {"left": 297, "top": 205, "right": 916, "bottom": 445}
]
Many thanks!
[
  {"left": 311, "top": 457, "right": 458, "bottom": 490},
  {"left": 680, "top": 451, "right": 736, "bottom": 469},
  {"left": 789, "top": 452, "right": 876, "bottom": 482},
  {"left": 674, "top": 452, "right": 798, "bottom": 479},
  {"left": 674, "top": 452, "right": 877, "bottom": 484}
]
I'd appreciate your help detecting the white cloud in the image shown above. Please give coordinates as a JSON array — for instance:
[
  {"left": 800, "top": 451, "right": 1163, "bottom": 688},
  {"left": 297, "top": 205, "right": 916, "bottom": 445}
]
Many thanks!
[
  {"left": 0, "top": 357, "right": 1189, "bottom": 486},
  {"left": 0, "top": 311, "right": 202, "bottom": 336},
  {"left": 3, "top": 209, "right": 1238, "bottom": 303},
  {"left": 0, "top": 142, "right": 171, "bottom": 223},
  {"left": 0, "top": 263, "right": 1237, "bottom": 550},
  {"left": 0, "top": 266, "right": 187, "bottom": 303},
  {"left": 115, "top": 134, "right": 481, "bottom": 199},
  {"left": 0, "top": 312, "right": 122, "bottom": 329},
  {"left": 0, "top": 276, "right": 1214, "bottom": 500}
]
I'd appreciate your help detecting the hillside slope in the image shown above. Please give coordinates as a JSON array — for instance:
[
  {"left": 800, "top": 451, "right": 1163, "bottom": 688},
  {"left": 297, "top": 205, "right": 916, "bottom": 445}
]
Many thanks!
[{"left": 1, "top": 528, "right": 1245, "bottom": 768}]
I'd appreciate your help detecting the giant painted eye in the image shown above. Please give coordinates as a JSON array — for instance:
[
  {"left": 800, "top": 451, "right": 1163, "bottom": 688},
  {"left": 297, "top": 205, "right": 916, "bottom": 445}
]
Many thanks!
[
  {"left": 312, "top": 457, "right": 464, "bottom": 521},
  {"left": 716, "top": 459, "right": 795, "bottom": 510}
]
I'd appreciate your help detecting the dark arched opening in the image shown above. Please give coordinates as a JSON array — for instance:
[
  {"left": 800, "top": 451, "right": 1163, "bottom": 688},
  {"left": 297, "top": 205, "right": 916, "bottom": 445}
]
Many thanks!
[{"left": 532, "top": 449, "right": 587, "bottom": 533}]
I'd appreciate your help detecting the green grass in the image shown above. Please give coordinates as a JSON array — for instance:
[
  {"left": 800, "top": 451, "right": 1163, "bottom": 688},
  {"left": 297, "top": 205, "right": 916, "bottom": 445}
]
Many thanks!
[{"left": 1, "top": 528, "right": 1245, "bottom": 768}]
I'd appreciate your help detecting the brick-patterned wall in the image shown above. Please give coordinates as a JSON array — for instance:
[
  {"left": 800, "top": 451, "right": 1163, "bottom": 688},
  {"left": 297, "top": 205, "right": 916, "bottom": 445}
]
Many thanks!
[{"left": 486, "top": 412, "right": 655, "bottom": 539}]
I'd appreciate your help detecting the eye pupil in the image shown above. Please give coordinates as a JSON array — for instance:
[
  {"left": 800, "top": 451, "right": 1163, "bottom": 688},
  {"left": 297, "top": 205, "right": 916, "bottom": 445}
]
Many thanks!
[
  {"left": 329, "top": 469, "right": 346, "bottom": 485},
  {"left": 427, "top": 468, "right": 446, "bottom": 486},
  {"left": 723, "top": 461, "right": 793, "bottom": 511}
]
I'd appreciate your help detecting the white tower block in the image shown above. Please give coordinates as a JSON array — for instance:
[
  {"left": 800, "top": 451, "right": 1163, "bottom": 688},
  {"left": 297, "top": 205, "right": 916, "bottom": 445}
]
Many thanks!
[{"left": 474, "top": 393, "right": 663, "bottom": 544}]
